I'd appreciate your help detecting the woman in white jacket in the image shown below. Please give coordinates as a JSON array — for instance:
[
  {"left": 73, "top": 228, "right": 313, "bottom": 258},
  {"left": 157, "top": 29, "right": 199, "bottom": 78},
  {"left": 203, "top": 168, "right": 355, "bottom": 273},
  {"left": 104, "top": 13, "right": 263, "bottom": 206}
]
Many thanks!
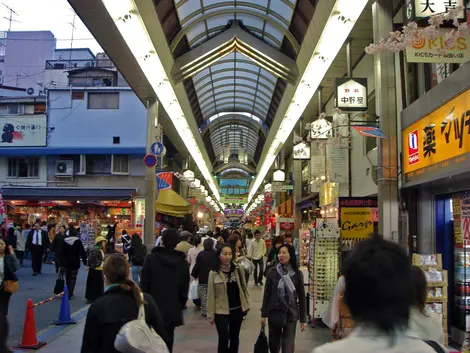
[{"left": 313, "top": 235, "right": 446, "bottom": 353}]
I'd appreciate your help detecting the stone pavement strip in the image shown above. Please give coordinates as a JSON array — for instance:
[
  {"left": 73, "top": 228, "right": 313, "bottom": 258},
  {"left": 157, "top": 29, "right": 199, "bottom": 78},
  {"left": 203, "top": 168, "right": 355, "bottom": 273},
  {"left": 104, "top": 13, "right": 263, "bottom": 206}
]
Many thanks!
[{"left": 13, "top": 282, "right": 330, "bottom": 353}]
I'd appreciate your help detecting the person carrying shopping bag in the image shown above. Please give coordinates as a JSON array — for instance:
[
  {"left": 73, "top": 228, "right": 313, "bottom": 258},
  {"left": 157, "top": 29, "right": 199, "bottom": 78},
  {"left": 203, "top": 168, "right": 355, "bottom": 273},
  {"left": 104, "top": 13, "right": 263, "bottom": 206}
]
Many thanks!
[
  {"left": 207, "top": 245, "right": 250, "bottom": 353},
  {"left": 261, "top": 244, "right": 307, "bottom": 353}
]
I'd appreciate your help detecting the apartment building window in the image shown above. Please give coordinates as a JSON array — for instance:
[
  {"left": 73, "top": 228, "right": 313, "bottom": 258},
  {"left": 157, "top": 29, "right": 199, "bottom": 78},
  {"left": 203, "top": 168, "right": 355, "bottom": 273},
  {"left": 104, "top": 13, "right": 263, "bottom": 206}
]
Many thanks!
[
  {"left": 87, "top": 92, "right": 119, "bottom": 109},
  {"left": 8, "top": 158, "right": 39, "bottom": 178},
  {"left": 112, "top": 155, "right": 129, "bottom": 175},
  {"left": 86, "top": 155, "right": 111, "bottom": 174}
]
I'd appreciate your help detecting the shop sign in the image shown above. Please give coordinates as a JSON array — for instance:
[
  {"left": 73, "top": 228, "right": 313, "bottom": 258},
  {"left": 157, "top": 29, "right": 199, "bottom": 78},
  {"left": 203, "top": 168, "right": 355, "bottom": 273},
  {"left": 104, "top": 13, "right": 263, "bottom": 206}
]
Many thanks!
[
  {"left": 339, "top": 197, "right": 378, "bottom": 208},
  {"left": 271, "top": 182, "right": 294, "bottom": 192},
  {"left": 183, "top": 169, "right": 195, "bottom": 181},
  {"left": 220, "top": 196, "right": 247, "bottom": 204},
  {"left": 311, "top": 140, "right": 326, "bottom": 180},
  {"left": 273, "top": 169, "right": 286, "bottom": 182},
  {"left": 0, "top": 191, "right": 5, "bottom": 223},
  {"left": 335, "top": 78, "right": 368, "bottom": 112},
  {"left": 352, "top": 126, "right": 386, "bottom": 138},
  {"left": 279, "top": 217, "right": 295, "bottom": 231},
  {"left": 403, "top": 87, "right": 470, "bottom": 183},
  {"left": 0, "top": 115, "right": 47, "bottom": 147},
  {"left": 453, "top": 194, "right": 463, "bottom": 247},
  {"left": 406, "top": 29, "right": 470, "bottom": 64},
  {"left": 310, "top": 117, "right": 332, "bottom": 139},
  {"left": 340, "top": 207, "right": 374, "bottom": 240},
  {"left": 293, "top": 141, "right": 311, "bottom": 160},
  {"left": 407, "top": 0, "right": 465, "bottom": 20}
]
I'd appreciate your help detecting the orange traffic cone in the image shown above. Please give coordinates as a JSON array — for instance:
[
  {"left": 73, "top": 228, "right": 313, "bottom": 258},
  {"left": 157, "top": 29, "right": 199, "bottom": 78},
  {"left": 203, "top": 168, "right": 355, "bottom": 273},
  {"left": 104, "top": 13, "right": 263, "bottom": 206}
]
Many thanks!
[{"left": 13, "top": 299, "right": 46, "bottom": 350}]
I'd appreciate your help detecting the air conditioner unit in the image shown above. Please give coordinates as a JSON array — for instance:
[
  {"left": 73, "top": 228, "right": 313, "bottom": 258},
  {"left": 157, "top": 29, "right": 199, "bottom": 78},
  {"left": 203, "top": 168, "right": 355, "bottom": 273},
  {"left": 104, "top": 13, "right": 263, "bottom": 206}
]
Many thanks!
[{"left": 55, "top": 160, "right": 74, "bottom": 176}]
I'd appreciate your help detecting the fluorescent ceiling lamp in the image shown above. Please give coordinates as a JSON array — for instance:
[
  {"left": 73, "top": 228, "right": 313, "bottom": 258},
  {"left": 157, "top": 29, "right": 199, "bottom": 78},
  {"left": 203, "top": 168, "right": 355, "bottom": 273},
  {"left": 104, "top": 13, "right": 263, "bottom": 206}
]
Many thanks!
[
  {"left": 102, "top": 0, "right": 219, "bottom": 201},
  {"left": 247, "top": 0, "right": 368, "bottom": 203}
]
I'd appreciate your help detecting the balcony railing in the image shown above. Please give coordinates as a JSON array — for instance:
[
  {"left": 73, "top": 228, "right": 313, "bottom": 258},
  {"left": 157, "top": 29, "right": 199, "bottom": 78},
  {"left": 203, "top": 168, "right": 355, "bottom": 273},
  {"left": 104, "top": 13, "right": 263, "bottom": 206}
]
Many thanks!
[{"left": 45, "top": 59, "right": 116, "bottom": 70}]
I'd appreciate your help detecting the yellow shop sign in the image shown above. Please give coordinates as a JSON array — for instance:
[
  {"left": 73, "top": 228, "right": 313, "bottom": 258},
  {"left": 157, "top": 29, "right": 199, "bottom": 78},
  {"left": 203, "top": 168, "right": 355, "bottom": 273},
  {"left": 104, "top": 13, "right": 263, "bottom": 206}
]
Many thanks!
[
  {"left": 403, "top": 87, "right": 470, "bottom": 182},
  {"left": 340, "top": 208, "right": 374, "bottom": 239}
]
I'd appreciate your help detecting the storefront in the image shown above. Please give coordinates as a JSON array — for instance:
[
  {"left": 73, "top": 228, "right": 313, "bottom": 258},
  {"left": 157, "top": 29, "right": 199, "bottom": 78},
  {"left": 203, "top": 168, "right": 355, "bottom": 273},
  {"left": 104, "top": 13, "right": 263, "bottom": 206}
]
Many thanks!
[{"left": 401, "top": 61, "right": 470, "bottom": 345}]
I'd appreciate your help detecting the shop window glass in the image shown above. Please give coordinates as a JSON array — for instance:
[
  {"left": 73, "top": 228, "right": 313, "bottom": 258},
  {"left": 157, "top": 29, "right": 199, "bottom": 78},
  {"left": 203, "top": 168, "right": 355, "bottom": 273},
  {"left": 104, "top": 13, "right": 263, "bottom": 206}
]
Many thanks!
[
  {"left": 86, "top": 155, "right": 111, "bottom": 174},
  {"left": 87, "top": 92, "right": 119, "bottom": 109},
  {"left": 112, "top": 155, "right": 129, "bottom": 175},
  {"left": 7, "top": 158, "right": 39, "bottom": 178}
]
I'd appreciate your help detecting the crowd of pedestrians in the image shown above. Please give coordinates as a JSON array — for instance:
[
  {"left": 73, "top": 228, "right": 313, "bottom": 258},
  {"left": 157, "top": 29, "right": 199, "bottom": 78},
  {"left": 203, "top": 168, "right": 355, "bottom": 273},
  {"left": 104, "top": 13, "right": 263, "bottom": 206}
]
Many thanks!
[{"left": 0, "top": 220, "right": 448, "bottom": 353}]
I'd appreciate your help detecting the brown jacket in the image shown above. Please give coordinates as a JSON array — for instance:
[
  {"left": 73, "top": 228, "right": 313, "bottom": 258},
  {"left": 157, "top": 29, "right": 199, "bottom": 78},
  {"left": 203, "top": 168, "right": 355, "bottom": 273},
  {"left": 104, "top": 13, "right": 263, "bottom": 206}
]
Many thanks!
[{"left": 207, "top": 266, "right": 250, "bottom": 318}]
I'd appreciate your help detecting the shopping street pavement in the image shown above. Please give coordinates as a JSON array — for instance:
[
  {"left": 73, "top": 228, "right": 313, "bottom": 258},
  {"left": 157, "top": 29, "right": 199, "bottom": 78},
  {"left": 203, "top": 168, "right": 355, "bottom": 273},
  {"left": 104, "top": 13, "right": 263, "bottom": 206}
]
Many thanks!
[
  {"left": 11, "top": 278, "right": 331, "bottom": 353},
  {"left": 8, "top": 259, "right": 89, "bottom": 345}
]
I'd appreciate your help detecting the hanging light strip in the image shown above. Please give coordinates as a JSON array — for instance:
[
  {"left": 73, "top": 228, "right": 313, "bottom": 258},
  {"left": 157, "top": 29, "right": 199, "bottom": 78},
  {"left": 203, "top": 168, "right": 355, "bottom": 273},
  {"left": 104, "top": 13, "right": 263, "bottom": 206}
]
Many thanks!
[
  {"left": 102, "top": 0, "right": 220, "bottom": 201},
  {"left": 247, "top": 0, "right": 368, "bottom": 204}
]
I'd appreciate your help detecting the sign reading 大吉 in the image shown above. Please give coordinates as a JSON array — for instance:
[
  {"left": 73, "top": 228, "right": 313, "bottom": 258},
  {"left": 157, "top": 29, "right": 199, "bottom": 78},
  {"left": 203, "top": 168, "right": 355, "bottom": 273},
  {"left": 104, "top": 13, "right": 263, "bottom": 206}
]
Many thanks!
[{"left": 151, "top": 142, "right": 165, "bottom": 156}]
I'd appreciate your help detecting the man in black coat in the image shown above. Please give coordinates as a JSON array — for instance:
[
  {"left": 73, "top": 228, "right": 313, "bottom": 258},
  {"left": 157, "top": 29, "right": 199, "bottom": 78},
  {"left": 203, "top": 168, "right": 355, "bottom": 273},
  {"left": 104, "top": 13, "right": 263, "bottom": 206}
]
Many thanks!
[
  {"left": 62, "top": 234, "right": 87, "bottom": 298},
  {"left": 141, "top": 228, "right": 190, "bottom": 352},
  {"left": 26, "top": 222, "right": 50, "bottom": 276}
]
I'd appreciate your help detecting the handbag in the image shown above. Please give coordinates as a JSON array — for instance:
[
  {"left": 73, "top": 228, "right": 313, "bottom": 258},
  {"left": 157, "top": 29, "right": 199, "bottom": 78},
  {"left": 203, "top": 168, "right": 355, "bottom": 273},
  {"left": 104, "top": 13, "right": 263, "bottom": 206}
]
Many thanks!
[
  {"left": 3, "top": 280, "right": 19, "bottom": 293},
  {"left": 240, "top": 258, "right": 254, "bottom": 275},
  {"left": 54, "top": 267, "right": 65, "bottom": 295},
  {"left": 254, "top": 324, "right": 269, "bottom": 353},
  {"left": 424, "top": 340, "right": 446, "bottom": 353},
  {"left": 189, "top": 280, "right": 199, "bottom": 300},
  {"left": 114, "top": 299, "right": 169, "bottom": 353}
]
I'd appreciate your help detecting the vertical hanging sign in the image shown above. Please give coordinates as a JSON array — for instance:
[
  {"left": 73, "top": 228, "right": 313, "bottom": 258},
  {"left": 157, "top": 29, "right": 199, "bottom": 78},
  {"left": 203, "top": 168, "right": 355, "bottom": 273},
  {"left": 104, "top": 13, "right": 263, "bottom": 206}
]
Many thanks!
[{"left": 460, "top": 193, "right": 470, "bottom": 246}]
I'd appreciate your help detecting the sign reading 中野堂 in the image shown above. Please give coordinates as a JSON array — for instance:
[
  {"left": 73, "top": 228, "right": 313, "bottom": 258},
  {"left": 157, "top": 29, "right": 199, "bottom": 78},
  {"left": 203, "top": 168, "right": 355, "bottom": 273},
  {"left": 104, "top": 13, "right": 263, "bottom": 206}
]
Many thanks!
[
  {"left": 406, "top": 29, "right": 470, "bottom": 64},
  {"left": 407, "top": 0, "right": 465, "bottom": 20},
  {"left": 403, "top": 87, "right": 470, "bottom": 183},
  {"left": 271, "top": 182, "right": 294, "bottom": 192},
  {"left": 151, "top": 142, "right": 165, "bottom": 156},
  {"left": 335, "top": 78, "right": 368, "bottom": 112},
  {"left": 293, "top": 141, "right": 311, "bottom": 160},
  {"left": 0, "top": 115, "right": 47, "bottom": 147}
]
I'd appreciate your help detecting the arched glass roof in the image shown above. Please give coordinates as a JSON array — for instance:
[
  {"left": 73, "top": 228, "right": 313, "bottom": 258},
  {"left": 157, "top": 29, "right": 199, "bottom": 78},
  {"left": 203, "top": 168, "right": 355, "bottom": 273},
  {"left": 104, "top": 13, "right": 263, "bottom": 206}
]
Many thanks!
[{"left": 164, "top": 0, "right": 313, "bottom": 164}]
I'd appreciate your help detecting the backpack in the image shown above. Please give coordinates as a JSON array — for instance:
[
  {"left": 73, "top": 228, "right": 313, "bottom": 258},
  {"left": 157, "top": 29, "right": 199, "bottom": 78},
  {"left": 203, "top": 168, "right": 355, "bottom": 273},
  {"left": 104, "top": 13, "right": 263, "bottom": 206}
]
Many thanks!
[
  {"left": 87, "top": 248, "right": 103, "bottom": 269},
  {"left": 132, "top": 244, "right": 147, "bottom": 265},
  {"left": 114, "top": 299, "right": 169, "bottom": 353}
]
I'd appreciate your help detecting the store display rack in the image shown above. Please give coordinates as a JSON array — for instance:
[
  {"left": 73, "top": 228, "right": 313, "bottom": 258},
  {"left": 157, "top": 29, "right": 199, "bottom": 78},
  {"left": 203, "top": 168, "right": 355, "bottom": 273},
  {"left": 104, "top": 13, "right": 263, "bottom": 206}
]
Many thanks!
[
  {"left": 313, "top": 221, "right": 340, "bottom": 320},
  {"left": 412, "top": 254, "right": 448, "bottom": 347}
]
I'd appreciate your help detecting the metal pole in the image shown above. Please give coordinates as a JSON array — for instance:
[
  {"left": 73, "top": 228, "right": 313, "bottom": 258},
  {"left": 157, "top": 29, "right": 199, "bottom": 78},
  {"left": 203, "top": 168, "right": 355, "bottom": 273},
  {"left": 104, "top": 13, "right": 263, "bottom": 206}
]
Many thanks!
[
  {"left": 144, "top": 99, "right": 158, "bottom": 251},
  {"left": 346, "top": 39, "right": 353, "bottom": 197}
]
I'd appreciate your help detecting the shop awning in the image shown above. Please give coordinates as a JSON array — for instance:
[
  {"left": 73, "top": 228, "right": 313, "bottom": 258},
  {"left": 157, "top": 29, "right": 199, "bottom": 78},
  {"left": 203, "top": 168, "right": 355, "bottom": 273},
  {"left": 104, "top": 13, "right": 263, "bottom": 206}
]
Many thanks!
[
  {"left": 1, "top": 187, "right": 136, "bottom": 200},
  {"left": 156, "top": 189, "right": 191, "bottom": 218}
]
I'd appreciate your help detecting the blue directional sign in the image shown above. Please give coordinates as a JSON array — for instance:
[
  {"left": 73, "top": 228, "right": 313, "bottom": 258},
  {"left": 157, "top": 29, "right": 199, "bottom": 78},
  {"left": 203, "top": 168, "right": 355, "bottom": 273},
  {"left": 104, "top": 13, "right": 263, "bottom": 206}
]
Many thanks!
[
  {"left": 143, "top": 154, "right": 157, "bottom": 168},
  {"left": 151, "top": 142, "right": 165, "bottom": 156}
]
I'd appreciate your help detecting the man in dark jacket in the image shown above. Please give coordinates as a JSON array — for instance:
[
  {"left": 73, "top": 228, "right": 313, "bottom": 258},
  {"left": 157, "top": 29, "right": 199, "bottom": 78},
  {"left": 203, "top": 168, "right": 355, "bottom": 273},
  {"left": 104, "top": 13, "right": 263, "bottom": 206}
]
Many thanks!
[
  {"left": 26, "top": 222, "right": 50, "bottom": 276},
  {"left": 141, "top": 228, "right": 190, "bottom": 352},
  {"left": 62, "top": 234, "right": 87, "bottom": 298}
]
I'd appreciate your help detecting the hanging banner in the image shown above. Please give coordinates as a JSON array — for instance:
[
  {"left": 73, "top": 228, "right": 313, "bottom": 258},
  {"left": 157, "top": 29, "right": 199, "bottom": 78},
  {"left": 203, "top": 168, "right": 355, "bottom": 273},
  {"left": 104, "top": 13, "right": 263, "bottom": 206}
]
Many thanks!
[
  {"left": 353, "top": 126, "right": 386, "bottom": 138},
  {"left": 340, "top": 207, "right": 374, "bottom": 240},
  {"left": 453, "top": 194, "right": 463, "bottom": 248},
  {"left": 460, "top": 192, "right": 470, "bottom": 246},
  {"left": 327, "top": 143, "right": 348, "bottom": 183},
  {"left": 311, "top": 140, "right": 325, "bottom": 177},
  {"left": 157, "top": 172, "right": 173, "bottom": 190}
]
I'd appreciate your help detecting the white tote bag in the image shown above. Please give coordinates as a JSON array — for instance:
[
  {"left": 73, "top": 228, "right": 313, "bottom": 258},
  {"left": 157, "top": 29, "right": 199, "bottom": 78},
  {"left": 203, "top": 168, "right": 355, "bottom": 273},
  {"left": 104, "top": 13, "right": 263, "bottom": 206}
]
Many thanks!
[
  {"left": 114, "top": 300, "right": 169, "bottom": 353},
  {"left": 188, "top": 280, "right": 199, "bottom": 300}
]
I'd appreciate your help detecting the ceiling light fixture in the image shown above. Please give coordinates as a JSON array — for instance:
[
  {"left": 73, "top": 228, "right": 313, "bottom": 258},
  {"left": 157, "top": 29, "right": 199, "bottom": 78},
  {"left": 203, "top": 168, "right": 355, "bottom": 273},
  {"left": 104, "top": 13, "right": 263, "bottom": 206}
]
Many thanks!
[
  {"left": 102, "top": 0, "right": 220, "bottom": 201},
  {"left": 248, "top": 0, "right": 368, "bottom": 204}
]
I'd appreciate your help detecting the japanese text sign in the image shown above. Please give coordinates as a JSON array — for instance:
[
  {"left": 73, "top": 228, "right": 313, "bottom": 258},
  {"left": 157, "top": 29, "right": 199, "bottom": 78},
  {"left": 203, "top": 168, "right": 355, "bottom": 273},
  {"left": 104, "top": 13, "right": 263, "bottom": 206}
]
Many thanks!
[
  {"left": 406, "top": 29, "right": 470, "bottom": 64},
  {"left": 0, "top": 115, "right": 47, "bottom": 147},
  {"left": 403, "top": 87, "right": 470, "bottom": 182},
  {"left": 412, "top": 0, "right": 464, "bottom": 19},
  {"left": 335, "top": 78, "right": 368, "bottom": 112},
  {"left": 460, "top": 193, "right": 470, "bottom": 246}
]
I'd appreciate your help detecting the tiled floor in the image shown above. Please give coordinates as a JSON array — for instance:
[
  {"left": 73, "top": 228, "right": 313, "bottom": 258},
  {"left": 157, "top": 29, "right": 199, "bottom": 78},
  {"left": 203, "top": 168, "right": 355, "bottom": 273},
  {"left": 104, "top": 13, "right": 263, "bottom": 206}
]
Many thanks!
[{"left": 38, "top": 282, "right": 331, "bottom": 353}]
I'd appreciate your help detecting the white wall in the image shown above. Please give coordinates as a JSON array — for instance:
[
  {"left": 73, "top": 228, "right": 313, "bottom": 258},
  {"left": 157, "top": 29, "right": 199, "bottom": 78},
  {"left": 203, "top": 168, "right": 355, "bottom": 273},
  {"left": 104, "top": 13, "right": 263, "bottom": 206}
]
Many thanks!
[
  {"left": 324, "top": 53, "right": 378, "bottom": 196},
  {"left": 47, "top": 88, "right": 147, "bottom": 149},
  {"left": 0, "top": 156, "right": 48, "bottom": 187}
]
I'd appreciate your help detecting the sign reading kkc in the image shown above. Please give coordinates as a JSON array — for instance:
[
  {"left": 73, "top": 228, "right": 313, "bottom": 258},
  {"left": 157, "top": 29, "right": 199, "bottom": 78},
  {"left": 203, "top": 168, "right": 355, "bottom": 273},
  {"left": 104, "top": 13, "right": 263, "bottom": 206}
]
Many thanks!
[{"left": 403, "top": 87, "right": 470, "bottom": 182}]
